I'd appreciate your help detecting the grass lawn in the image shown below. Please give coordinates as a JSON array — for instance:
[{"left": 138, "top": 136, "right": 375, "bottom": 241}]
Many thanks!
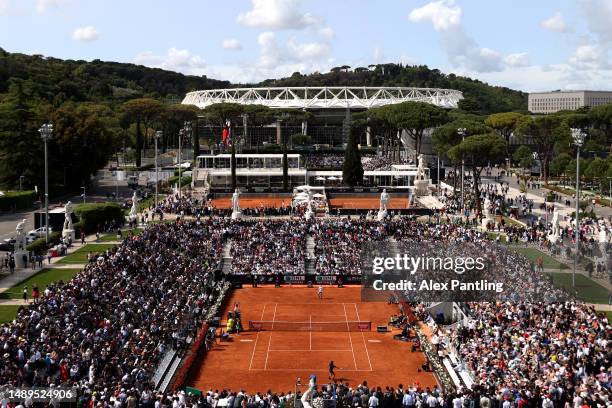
[
  {"left": 546, "top": 272, "right": 609, "bottom": 304},
  {"left": 0, "top": 306, "right": 21, "bottom": 324},
  {"left": 0, "top": 268, "right": 81, "bottom": 299},
  {"left": 57, "top": 244, "right": 116, "bottom": 264},
  {"left": 99, "top": 227, "right": 143, "bottom": 242},
  {"left": 510, "top": 246, "right": 569, "bottom": 269}
]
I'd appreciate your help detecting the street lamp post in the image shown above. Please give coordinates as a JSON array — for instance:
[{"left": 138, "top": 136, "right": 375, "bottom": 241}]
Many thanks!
[
  {"left": 81, "top": 186, "right": 86, "bottom": 204},
  {"left": 457, "top": 128, "right": 467, "bottom": 213},
  {"left": 154, "top": 130, "right": 162, "bottom": 208},
  {"left": 19, "top": 175, "right": 25, "bottom": 191},
  {"left": 179, "top": 121, "right": 192, "bottom": 199},
  {"left": 608, "top": 177, "right": 611, "bottom": 208},
  {"left": 571, "top": 128, "right": 586, "bottom": 289},
  {"left": 38, "top": 124, "right": 53, "bottom": 244}
]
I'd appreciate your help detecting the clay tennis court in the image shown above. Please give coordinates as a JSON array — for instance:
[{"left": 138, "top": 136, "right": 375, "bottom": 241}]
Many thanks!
[
  {"left": 210, "top": 197, "right": 291, "bottom": 209},
  {"left": 328, "top": 196, "right": 410, "bottom": 210},
  {"left": 187, "top": 286, "right": 436, "bottom": 392}
]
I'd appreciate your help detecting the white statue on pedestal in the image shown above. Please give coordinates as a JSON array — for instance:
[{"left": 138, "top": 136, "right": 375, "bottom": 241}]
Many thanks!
[
  {"left": 415, "top": 154, "right": 427, "bottom": 181},
  {"left": 62, "top": 201, "right": 76, "bottom": 242},
  {"left": 13, "top": 219, "right": 28, "bottom": 269},
  {"left": 129, "top": 191, "right": 138, "bottom": 222},
  {"left": 231, "top": 188, "right": 242, "bottom": 220},
  {"left": 548, "top": 210, "right": 561, "bottom": 244},
  {"left": 300, "top": 375, "right": 317, "bottom": 408},
  {"left": 15, "top": 219, "right": 27, "bottom": 251},
  {"left": 599, "top": 222, "right": 609, "bottom": 261},
  {"left": 481, "top": 197, "right": 494, "bottom": 230},
  {"left": 414, "top": 154, "right": 429, "bottom": 196},
  {"left": 377, "top": 189, "right": 389, "bottom": 221}
]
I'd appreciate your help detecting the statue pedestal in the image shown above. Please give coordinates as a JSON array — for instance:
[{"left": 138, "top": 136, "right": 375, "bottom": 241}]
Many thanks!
[
  {"left": 304, "top": 208, "right": 313, "bottom": 220},
  {"left": 14, "top": 250, "right": 28, "bottom": 269},
  {"left": 377, "top": 210, "right": 387, "bottom": 221},
  {"left": 481, "top": 217, "right": 494, "bottom": 231},
  {"left": 414, "top": 179, "right": 429, "bottom": 196},
  {"left": 62, "top": 229, "right": 75, "bottom": 242},
  {"left": 231, "top": 210, "right": 242, "bottom": 220},
  {"left": 548, "top": 234, "right": 560, "bottom": 244}
]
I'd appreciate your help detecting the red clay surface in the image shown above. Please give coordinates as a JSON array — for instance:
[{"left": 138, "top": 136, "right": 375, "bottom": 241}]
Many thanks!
[
  {"left": 187, "top": 286, "right": 436, "bottom": 393},
  {"left": 328, "top": 197, "right": 409, "bottom": 210},
  {"left": 211, "top": 197, "right": 291, "bottom": 209}
]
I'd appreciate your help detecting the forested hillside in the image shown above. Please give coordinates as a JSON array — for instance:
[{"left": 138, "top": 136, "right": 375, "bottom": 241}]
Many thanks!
[{"left": 0, "top": 47, "right": 229, "bottom": 105}]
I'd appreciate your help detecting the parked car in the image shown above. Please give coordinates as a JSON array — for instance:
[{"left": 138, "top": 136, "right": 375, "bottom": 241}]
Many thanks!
[
  {"left": 27, "top": 226, "right": 52, "bottom": 238},
  {"left": 0, "top": 238, "right": 14, "bottom": 251}
]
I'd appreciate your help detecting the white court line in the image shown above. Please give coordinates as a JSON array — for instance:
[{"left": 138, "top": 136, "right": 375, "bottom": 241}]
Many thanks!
[
  {"left": 368, "top": 340, "right": 382, "bottom": 343},
  {"left": 264, "top": 303, "right": 277, "bottom": 370},
  {"left": 343, "top": 303, "right": 358, "bottom": 370},
  {"left": 249, "top": 303, "right": 267, "bottom": 370},
  {"left": 249, "top": 368, "right": 374, "bottom": 372},
  {"left": 353, "top": 303, "right": 373, "bottom": 371},
  {"left": 240, "top": 339, "right": 254, "bottom": 342},
  {"left": 268, "top": 349, "right": 354, "bottom": 352},
  {"left": 309, "top": 314, "right": 312, "bottom": 351}
]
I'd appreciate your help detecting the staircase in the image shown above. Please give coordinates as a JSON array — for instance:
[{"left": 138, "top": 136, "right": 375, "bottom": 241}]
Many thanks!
[
  {"left": 221, "top": 239, "right": 233, "bottom": 274},
  {"left": 305, "top": 235, "right": 316, "bottom": 275}
]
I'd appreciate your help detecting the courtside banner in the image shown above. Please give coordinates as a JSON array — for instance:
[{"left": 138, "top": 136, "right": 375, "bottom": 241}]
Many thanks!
[{"left": 360, "top": 241, "right": 572, "bottom": 303}]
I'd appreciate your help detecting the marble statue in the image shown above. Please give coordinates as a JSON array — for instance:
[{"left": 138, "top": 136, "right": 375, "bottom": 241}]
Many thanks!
[
  {"left": 231, "top": 188, "right": 242, "bottom": 220},
  {"left": 547, "top": 210, "right": 561, "bottom": 244},
  {"left": 379, "top": 189, "right": 390, "bottom": 212},
  {"left": 377, "top": 189, "right": 389, "bottom": 221},
  {"left": 415, "top": 154, "right": 428, "bottom": 181},
  {"left": 300, "top": 375, "right": 317, "bottom": 408},
  {"left": 63, "top": 201, "right": 74, "bottom": 231},
  {"left": 483, "top": 197, "right": 491, "bottom": 219},
  {"left": 129, "top": 191, "right": 138, "bottom": 221},
  {"left": 15, "top": 219, "right": 27, "bottom": 251}
]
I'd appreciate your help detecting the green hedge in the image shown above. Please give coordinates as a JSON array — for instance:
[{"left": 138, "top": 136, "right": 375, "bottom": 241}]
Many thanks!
[
  {"left": 27, "top": 231, "right": 61, "bottom": 254},
  {"left": 0, "top": 191, "right": 37, "bottom": 211},
  {"left": 167, "top": 175, "right": 192, "bottom": 187},
  {"left": 74, "top": 202, "right": 124, "bottom": 234}
]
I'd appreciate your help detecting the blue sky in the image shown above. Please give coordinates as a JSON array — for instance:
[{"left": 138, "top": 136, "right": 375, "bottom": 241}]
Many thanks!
[{"left": 0, "top": 0, "right": 611, "bottom": 91}]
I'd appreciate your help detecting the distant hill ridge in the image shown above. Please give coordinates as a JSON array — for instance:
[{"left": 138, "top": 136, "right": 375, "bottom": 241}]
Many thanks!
[{"left": 0, "top": 48, "right": 526, "bottom": 114}]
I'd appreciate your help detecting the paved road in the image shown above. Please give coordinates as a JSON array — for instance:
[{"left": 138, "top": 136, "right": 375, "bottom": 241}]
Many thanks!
[{"left": 0, "top": 175, "right": 133, "bottom": 250}]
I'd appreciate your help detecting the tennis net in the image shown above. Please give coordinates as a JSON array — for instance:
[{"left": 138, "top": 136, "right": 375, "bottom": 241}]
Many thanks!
[{"left": 248, "top": 320, "right": 372, "bottom": 332}]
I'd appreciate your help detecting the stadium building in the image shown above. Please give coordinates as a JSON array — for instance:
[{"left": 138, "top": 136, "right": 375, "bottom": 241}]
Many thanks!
[{"left": 183, "top": 86, "right": 462, "bottom": 192}]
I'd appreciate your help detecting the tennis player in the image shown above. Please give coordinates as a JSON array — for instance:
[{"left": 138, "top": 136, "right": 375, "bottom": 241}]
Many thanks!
[
  {"left": 317, "top": 285, "right": 324, "bottom": 299},
  {"left": 328, "top": 360, "right": 340, "bottom": 380}
]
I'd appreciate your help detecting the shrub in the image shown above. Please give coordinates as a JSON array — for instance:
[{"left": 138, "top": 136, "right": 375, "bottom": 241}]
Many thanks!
[
  {"left": 262, "top": 143, "right": 281, "bottom": 152},
  {"left": 0, "top": 191, "right": 37, "bottom": 212},
  {"left": 27, "top": 231, "right": 61, "bottom": 254},
  {"left": 74, "top": 202, "right": 124, "bottom": 233},
  {"left": 167, "top": 176, "right": 192, "bottom": 187},
  {"left": 290, "top": 133, "right": 312, "bottom": 146}
]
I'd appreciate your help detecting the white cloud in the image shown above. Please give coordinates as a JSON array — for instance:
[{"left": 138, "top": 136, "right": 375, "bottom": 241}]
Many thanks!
[
  {"left": 287, "top": 38, "right": 330, "bottom": 60},
  {"left": 0, "top": 0, "right": 9, "bottom": 15},
  {"left": 503, "top": 52, "right": 530, "bottom": 67},
  {"left": 569, "top": 44, "right": 609, "bottom": 69},
  {"left": 318, "top": 26, "right": 335, "bottom": 40},
  {"left": 237, "top": 0, "right": 319, "bottom": 30},
  {"left": 541, "top": 12, "right": 568, "bottom": 32},
  {"left": 133, "top": 47, "right": 206, "bottom": 72},
  {"left": 72, "top": 26, "right": 100, "bottom": 42},
  {"left": 408, "top": 0, "right": 529, "bottom": 73},
  {"left": 221, "top": 39, "right": 242, "bottom": 50},
  {"left": 36, "top": 0, "right": 63, "bottom": 13},
  {"left": 578, "top": 0, "right": 612, "bottom": 44},
  {"left": 408, "top": 0, "right": 461, "bottom": 31}
]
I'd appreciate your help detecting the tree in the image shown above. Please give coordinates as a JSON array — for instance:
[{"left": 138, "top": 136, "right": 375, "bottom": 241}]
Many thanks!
[
  {"left": 550, "top": 153, "right": 571, "bottom": 177},
  {"left": 122, "top": 98, "right": 164, "bottom": 167},
  {"left": 447, "top": 133, "right": 506, "bottom": 214},
  {"left": 0, "top": 79, "right": 43, "bottom": 190},
  {"left": 515, "top": 115, "right": 568, "bottom": 184},
  {"left": 386, "top": 101, "right": 449, "bottom": 158},
  {"left": 584, "top": 158, "right": 608, "bottom": 191},
  {"left": 512, "top": 145, "right": 535, "bottom": 175},
  {"left": 485, "top": 112, "right": 524, "bottom": 164},
  {"left": 432, "top": 119, "right": 491, "bottom": 192},
  {"left": 342, "top": 128, "right": 363, "bottom": 187},
  {"left": 49, "top": 102, "right": 117, "bottom": 188},
  {"left": 589, "top": 103, "right": 612, "bottom": 154}
]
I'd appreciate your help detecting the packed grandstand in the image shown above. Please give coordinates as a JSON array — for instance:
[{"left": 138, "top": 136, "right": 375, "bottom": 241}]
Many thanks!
[{"left": 0, "top": 194, "right": 609, "bottom": 408}]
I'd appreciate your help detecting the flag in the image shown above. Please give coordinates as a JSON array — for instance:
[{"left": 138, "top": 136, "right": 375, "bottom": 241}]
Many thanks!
[{"left": 222, "top": 127, "right": 229, "bottom": 145}]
